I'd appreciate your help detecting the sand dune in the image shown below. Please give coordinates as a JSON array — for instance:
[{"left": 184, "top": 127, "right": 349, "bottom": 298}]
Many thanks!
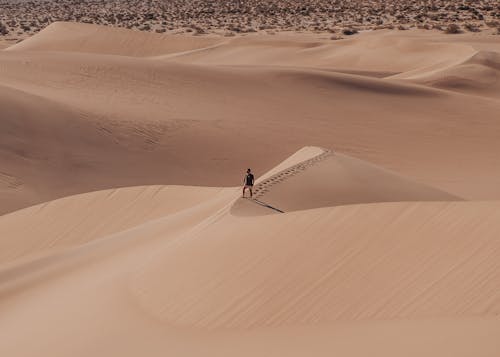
[
  {"left": 165, "top": 30, "right": 476, "bottom": 72},
  {"left": 0, "top": 155, "right": 499, "bottom": 353},
  {"left": 134, "top": 201, "right": 500, "bottom": 329},
  {"left": 1, "top": 21, "right": 500, "bottom": 356},
  {"left": 0, "top": 185, "right": 227, "bottom": 264},
  {"left": 1, "top": 24, "right": 500, "bottom": 215},
  {"left": 233, "top": 149, "right": 461, "bottom": 215},
  {"left": 395, "top": 51, "right": 500, "bottom": 99},
  {"left": 6, "top": 21, "right": 223, "bottom": 57}
]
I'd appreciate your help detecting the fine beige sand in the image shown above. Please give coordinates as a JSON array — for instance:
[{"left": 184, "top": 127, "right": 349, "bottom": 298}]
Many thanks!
[
  {"left": 1, "top": 23, "right": 500, "bottom": 215},
  {"left": 1, "top": 22, "right": 500, "bottom": 356}
]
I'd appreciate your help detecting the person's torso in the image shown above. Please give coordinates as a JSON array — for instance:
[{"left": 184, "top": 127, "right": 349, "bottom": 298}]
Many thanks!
[{"left": 245, "top": 173, "right": 254, "bottom": 185}]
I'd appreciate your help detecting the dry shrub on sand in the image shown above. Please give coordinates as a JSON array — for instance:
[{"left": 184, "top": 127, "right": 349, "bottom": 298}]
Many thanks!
[
  {"left": 444, "top": 23, "right": 462, "bottom": 34},
  {"left": 485, "top": 21, "right": 500, "bottom": 28},
  {"left": 417, "top": 23, "right": 431, "bottom": 30},
  {"left": 464, "top": 23, "right": 481, "bottom": 32},
  {"left": 342, "top": 28, "right": 358, "bottom": 35},
  {"left": 0, "top": 21, "right": 8, "bottom": 35}
]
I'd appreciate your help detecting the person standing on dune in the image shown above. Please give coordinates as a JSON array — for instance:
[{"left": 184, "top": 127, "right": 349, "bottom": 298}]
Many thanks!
[{"left": 243, "top": 168, "right": 255, "bottom": 198}]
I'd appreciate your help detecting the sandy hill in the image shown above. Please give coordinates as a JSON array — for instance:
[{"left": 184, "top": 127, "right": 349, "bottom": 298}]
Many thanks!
[
  {"left": 6, "top": 21, "right": 222, "bottom": 57},
  {"left": 0, "top": 185, "right": 228, "bottom": 265},
  {"left": 0, "top": 147, "right": 499, "bottom": 355},
  {"left": 161, "top": 30, "right": 476, "bottom": 73},
  {"left": 1, "top": 23, "right": 500, "bottom": 215},
  {"left": 232, "top": 148, "right": 461, "bottom": 215},
  {"left": 393, "top": 51, "right": 500, "bottom": 99}
]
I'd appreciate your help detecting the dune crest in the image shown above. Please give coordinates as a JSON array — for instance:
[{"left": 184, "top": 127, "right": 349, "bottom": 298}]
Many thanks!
[
  {"left": 6, "top": 21, "right": 223, "bottom": 56},
  {"left": 394, "top": 50, "right": 500, "bottom": 99},
  {"left": 233, "top": 148, "right": 460, "bottom": 215},
  {"left": 0, "top": 185, "right": 228, "bottom": 265}
]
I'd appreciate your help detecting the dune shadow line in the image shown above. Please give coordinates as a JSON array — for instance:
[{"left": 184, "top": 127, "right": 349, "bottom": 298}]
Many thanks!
[{"left": 246, "top": 198, "right": 284, "bottom": 213}]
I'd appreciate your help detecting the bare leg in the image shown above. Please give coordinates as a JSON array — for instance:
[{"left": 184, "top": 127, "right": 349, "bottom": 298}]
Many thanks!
[
  {"left": 242, "top": 186, "right": 246, "bottom": 197},
  {"left": 250, "top": 187, "right": 253, "bottom": 198}
]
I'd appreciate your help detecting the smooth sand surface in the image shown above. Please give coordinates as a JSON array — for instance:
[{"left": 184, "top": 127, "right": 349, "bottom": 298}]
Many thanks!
[
  {"left": 1, "top": 146, "right": 499, "bottom": 355},
  {"left": 1, "top": 167, "right": 499, "bottom": 354},
  {"left": 232, "top": 150, "right": 462, "bottom": 215},
  {"left": 1, "top": 24, "right": 500, "bottom": 214},
  {"left": 1, "top": 22, "right": 500, "bottom": 356},
  {"left": 6, "top": 22, "right": 223, "bottom": 56},
  {"left": 0, "top": 185, "right": 226, "bottom": 264}
]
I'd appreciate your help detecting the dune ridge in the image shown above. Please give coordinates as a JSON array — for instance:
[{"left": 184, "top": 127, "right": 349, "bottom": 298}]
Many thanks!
[
  {"left": 233, "top": 148, "right": 461, "bottom": 215},
  {"left": 6, "top": 21, "right": 223, "bottom": 56},
  {"left": 393, "top": 50, "right": 500, "bottom": 99},
  {"left": 0, "top": 185, "right": 228, "bottom": 265}
]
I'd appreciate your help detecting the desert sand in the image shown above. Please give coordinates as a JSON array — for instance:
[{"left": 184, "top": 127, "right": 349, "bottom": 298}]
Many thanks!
[{"left": 1, "top": 20, "right": 500, "bottom": 356}]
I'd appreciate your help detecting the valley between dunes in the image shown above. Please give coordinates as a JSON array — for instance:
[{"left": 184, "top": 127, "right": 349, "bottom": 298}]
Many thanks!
[{"left": 1, "top": 22, "right": 499, "bottom": 356}]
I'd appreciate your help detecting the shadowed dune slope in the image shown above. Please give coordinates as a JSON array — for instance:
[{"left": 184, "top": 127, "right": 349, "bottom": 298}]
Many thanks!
[
  {"left": 0, "top": 84, "right": 111, "bottom": 213},
  {"left": 6, "top": 21, "right": 223, "bottom": 56},
  {"left": 394, "top": 51, "right": 500, "bottom": 99},
  {"left": 1, "top": 83, "right": 238, "bottom": 214}
]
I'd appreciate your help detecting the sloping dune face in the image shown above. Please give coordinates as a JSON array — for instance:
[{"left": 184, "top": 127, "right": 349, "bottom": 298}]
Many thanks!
[
  {"left": 393, "top": 51, "right": 500, "bottom": 99},
  {"left": 232, "top": 148, "right": 461, "bottom": 215},
  {"left": 0, "top": 149, "right": 499, "bottom": 356},
  {"left": 0, "top": 185, "right": 227, "bottom": 264},
  {"left": 160, "top": 30, "right": 476, "bottom": 72},
  {"left": 1, "top": 23, "right": 500, "bottom": 214},
  {"left": 6, "top": 21, "right": 223, "bottom": 56},
  {"left": 132, "top": 201, "right": 500, "bottom": 329}
]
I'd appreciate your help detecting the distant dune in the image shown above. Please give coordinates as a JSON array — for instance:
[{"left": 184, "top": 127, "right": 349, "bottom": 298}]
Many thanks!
[
  {"left": 1, "top": 23, "right": 500, "bottom": 215},
  {"left": 6, "top": 22, "right": 223, "bottom": 56},
  {"left": 1, "top": 22, "right": 499, "bottom": 357},
  {"left": 393, "top": 50, "right": 500, "bottom": 98}
]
